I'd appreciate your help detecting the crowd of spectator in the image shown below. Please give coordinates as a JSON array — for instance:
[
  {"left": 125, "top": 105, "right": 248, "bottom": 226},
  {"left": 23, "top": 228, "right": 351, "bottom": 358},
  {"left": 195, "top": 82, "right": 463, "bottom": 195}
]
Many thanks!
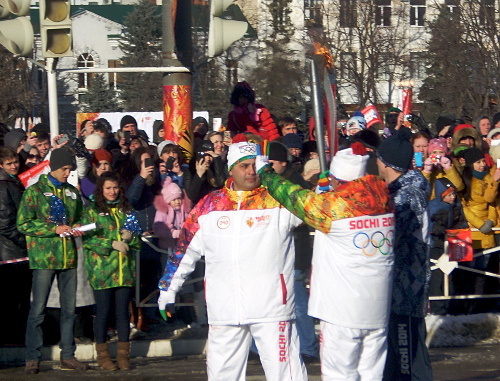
[{"left": 0, "top": 80, "right": 499, "bottom": 377}]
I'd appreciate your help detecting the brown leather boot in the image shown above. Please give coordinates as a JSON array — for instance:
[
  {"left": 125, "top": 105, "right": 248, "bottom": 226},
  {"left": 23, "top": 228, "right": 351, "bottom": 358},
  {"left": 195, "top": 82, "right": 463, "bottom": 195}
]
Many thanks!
[
  {"left": 116, "top": 341, "right": 131, "bottom": 370},
  {"left": 95, "top": 343, "right": 118, "bottom": 371}
]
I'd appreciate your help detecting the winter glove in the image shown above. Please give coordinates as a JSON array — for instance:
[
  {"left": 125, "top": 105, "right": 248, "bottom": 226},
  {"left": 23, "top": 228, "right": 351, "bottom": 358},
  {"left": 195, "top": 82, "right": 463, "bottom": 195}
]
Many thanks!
[
  {"left": 316, "top": 171, "right": 331, "bottom": 193},
  {"left": 112, "top": 240, "right": 129, "bottom": 253},
  {"left": 121, "top": 229, "right": 132, "bottom": 243},
  {"left": 255, "top": 155, "right": 271, "bottom": 174},
  {"left": 423, "top": 157, "right": 433, "bottom": 173},
  {"left": 479, "top": 219, "right": 494, "bottom": 234},
  {"left": 158, "top": 290, "right": 174, "bottom": 321},
  {"left": 440, "top": 156, "right": 452, "bottom": 171}
]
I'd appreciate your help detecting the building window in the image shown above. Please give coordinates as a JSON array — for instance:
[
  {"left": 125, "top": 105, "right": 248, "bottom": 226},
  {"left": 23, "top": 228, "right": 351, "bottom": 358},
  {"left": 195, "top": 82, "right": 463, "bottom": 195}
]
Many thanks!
[
  {"left": 445, "top": 0, "right": 460, "bottom": 14},
  {"left": 375, "top": 0, "right": 391, "bottom": 26},
  {"left": 410, "top": 0, "right": 426, "bottom": 27},
  {"left": 340, "top": 0, "right": 357, "bottom": 28},
  {"left": 377, "top": 54, "right": 391, "bottom": 80},
  {"left": 479, "top": 0, "right": 494, "bottom": 24},
  {"left": 226, "top": 59, "right": 238, "bottom": 86},
  {"left": 304, "top": 0, "right": 323, "bottom": 27},
  {"left": 410, "top": 52, "right": 427, "bottom": 80},
  {"left": 340, "top": 52, "right": 356, "bottom": 80},
  {"left": 77, "top": 53, "right": 95, "bottom": 90},
  {"left": 108, "top": 60, "right": 123, "bottom": 90}
]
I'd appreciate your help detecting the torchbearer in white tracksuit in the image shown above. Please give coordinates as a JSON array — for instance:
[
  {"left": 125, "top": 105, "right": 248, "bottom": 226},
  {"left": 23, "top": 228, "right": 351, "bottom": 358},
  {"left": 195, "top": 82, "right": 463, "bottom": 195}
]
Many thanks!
[
  {"left": 257, "top": 142, "right": 395, "bottom": 381},
  {"left": 158, "top": 138, "right": 308, "bottom": 381}
]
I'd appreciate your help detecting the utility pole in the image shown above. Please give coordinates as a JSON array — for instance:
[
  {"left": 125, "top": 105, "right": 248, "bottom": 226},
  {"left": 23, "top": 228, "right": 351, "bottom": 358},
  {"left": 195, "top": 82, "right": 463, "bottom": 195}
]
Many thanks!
[{"left": 162, "top": 0, "right": 193, "bottom": 161}]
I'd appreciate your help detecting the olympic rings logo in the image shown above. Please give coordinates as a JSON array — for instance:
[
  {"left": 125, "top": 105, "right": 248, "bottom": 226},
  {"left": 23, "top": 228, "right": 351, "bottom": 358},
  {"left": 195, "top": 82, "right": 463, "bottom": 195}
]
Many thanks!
[
  {"left": 353, "top": 230, "right": 393, "bottom": 256},
  {"left": 239, "top": 144, "right": 257, "bottom": 154}
]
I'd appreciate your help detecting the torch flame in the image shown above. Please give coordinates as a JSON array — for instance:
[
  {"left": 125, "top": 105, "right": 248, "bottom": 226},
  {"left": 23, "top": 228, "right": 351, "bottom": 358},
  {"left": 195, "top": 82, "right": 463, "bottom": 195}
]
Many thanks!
[{"left": 314, "top": 42, "right": 334, "bottom": 70}]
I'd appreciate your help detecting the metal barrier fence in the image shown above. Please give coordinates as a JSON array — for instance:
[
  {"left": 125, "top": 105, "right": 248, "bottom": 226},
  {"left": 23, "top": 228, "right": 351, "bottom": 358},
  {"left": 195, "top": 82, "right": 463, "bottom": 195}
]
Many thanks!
[
  {"left": 135, "top": 234, "right": 499, "bottom": 308},
  {"left": 135, "top": 236, "right": 204, "bottom": 308}
]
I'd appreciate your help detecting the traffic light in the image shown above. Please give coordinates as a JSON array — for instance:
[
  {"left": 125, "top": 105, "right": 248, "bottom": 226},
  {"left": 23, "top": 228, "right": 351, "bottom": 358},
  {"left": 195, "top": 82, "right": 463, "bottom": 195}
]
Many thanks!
[
  {"left": 0, "top": 0, "right": 34, "bottom": 57},
  {"left": 208, "top": 0, "right": 248, "bottom": 57},
  {"left": 39, "top": 0, "right": 72, "bottom": 58}
]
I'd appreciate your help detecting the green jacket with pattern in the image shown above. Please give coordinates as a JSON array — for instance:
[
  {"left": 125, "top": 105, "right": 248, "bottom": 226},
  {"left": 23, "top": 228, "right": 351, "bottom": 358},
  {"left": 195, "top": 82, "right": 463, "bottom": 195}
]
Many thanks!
[
  {"left": 17, "top": 174, "right": 82, "bottom": 270},
  {"left": 81, "top": 204, "right": 140, "bottom": 290}
]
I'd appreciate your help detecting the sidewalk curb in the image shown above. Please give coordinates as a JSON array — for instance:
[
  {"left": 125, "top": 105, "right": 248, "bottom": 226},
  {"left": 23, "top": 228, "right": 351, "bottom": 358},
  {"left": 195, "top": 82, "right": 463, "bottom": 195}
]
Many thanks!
[
  {"left": 0, "top": 338, "right": 207, "bottom": 364},
  {"left": 1, "top": 313, "right": 498, "bottom": 364}
]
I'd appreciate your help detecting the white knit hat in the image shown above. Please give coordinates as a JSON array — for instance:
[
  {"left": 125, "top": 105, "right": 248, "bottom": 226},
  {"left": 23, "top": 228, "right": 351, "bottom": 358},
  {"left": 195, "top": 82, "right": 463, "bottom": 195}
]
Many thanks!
[
  {"left": 84, "top": 133, "right": 104, "bottom": 151},
  {"left": 227, "top": 141, "right": 257, "bottom": 170},
  {"left": 330, "top": 143, "right": 369, "bottom": 182},
  {"left": 157, "top": 140, "right": 176, "bottom": 156}
]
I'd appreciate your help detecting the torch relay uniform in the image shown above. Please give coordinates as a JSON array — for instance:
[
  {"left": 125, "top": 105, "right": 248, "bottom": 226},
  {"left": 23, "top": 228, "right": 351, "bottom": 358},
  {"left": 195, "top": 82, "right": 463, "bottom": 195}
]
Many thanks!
[
  {"left": 260, "top": 167, "right": 395, "bottom": 381},
  {"left": 17, "top": 173, "right": 83, "bottom": 362},
  {"left": 81, "top": 206, "right": 141, "bottom": 344},
  {"left": 158, "top": 178, "right": 307, "bottom": 381}
]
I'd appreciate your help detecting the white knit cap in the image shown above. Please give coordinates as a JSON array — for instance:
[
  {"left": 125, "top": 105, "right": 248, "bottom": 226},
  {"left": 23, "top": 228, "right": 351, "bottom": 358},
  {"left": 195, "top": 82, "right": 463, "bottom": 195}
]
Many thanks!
[
  {"left": 84, "top": 133, "right": 104, "bottom": 151},
  {"left": 330, "top": 145, "right": 369, "bottom": 182},
  {"left": 227, "top": 141, "right": 257, "bottom": 170},
  {"left": 157, "top": 140, "right": 176, "bottom": 156}
]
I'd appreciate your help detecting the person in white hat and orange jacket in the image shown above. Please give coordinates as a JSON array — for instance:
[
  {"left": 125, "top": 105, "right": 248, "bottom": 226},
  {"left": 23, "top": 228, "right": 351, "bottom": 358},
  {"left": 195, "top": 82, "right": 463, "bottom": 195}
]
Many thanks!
[
  {"left": 158, "top": 136, "right": 308, "bottom": 381},
  {"left": 256, "top": 142, "right": 395, "bottom": 381}
]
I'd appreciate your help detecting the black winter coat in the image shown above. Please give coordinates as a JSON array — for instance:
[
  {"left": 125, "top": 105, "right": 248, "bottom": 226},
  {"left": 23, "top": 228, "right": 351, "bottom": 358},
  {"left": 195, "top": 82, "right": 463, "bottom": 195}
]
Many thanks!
[{"left": 0, "top": 169, "right": 27, "bottom": 263}]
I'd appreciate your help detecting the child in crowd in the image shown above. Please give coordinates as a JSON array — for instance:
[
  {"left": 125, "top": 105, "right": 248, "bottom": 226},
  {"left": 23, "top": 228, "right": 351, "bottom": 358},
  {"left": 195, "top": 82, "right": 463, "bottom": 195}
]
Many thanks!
[
  {"left": 428, "top": 178, "right": 468, "bottom": 314},
  {"left": 153, "top": 178, "right": 189, "bottom": 257},
  {"left": 423, "top": 137, "right": 464, "bottom": 199}
]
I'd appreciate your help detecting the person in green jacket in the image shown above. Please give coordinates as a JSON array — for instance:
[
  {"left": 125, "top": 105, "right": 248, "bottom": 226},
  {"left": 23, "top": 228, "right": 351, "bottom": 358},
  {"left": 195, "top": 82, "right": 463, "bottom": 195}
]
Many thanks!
[
  {"left": 82, "top": 171, "right": 141, "bottom": 371},
  {"left": 17, "top": 148, "right": 88, "bottom": 374}
]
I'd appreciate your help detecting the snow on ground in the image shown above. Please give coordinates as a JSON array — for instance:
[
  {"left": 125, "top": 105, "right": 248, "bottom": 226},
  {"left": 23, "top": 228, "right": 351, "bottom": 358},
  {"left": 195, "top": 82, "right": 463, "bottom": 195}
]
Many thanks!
[{"left": 426, "top": 313, "right": 500, "bottom": 347}]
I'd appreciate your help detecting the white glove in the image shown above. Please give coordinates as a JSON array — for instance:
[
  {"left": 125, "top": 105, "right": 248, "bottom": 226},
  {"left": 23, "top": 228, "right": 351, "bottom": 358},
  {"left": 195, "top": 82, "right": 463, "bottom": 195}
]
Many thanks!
[
  {"left": 158, "top": 290, "right": 175, "bottom": 320},
  {"left": 158, "top": 290, "right": 169, "bottom": 311},
  {"left": 112, "top": 240, "right": 129, "bottom": 253},
  {"left": 255, "top": 155, "right": 270, "bottom": 174}
]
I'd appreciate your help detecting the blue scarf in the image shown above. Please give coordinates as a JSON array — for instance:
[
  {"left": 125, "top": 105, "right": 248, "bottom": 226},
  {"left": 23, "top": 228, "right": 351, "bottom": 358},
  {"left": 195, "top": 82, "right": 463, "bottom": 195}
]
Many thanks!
[{"left": 472, "top": 170, "right": 487, "bottom": 180}]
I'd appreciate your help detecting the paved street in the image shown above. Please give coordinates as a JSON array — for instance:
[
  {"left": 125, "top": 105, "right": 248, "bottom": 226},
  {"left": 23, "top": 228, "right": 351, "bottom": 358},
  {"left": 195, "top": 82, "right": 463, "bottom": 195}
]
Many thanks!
[{"left": 0, "top": 344, "right": 498, "bottom": 380}]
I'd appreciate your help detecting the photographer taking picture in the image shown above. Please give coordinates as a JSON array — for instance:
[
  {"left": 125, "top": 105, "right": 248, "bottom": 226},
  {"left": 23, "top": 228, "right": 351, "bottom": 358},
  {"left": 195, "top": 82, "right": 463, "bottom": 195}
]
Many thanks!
[{"left": 185, "top": 138, "right": 228, "bottom": 205}]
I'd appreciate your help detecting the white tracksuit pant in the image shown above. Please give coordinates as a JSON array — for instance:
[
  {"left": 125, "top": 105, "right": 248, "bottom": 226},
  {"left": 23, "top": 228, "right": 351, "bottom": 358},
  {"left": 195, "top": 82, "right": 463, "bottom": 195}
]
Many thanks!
[
  {"left": 207, "top": 320, "right": 308, "bottom": 381},
  {"left": 320, "top": 321, "right": 387, "bottom": 381}
]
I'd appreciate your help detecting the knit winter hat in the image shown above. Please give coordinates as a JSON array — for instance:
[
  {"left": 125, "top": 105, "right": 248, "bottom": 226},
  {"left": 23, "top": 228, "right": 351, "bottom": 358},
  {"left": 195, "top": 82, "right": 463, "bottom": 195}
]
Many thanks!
[
  {"left": 492, "top": 113, "right": 500, "bottom": 128},
  {"left": 352, "top": 129, "right": 380, "bottom": 150},
  {"left": 303, "top": 158, "right": 320, "bottom": 174},
  {"left": 346, "top": 116, "right": 367, "bottom": 132},
  {"left": 435, "top": 115, "right": 455, "bottom": 136},
  {"left": 227, "top": 141, "right": 257, "bottom": 171},
  {"left": 487, "top": 128, "right": 500, "bottom": 140},
  {"left": 92, "top": 149, "right": 112, "bottom": 165},
  {"left": 161, "top": 181, "right": 183, "bottom": 204},
  {"left": 282, "top": 133, "right": 303, "bottom": 149},
  {"left": 453, "top": 124, "right": 475, "bottom": 135},
  {"left": 427, "top": 138, "right": 447, "bottom": 155},
  {"left": 157, "top": 140, "right": 176, "bottom": 157},
  {"left": 84, "top": 133, "right": 104, "bottom": 151},
  {"left": 120, "top": 115, "right": 137, "bottom": 129},
  {"left": 330, "top": 142, "right": 368, "bottom": 182},
  {"left": 268, "top": 142, "right": 289, "bottom": 162},
  {"left": 4, "top": 130, "right": 26, "bottom": 150},
  {"left": 50, "top": 148, "right": 76, "bottom": 171},
  {"left": 377, "top": 127, "right": 413, "bottom": 172},
  {"left": 463, "top": 148, "right": 485, "bottom": 167}
]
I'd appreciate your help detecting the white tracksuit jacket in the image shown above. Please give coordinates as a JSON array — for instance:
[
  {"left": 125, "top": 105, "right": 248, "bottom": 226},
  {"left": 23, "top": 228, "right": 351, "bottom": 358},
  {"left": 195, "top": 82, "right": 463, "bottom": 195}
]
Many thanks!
[{"left": 158, "top": 181, "right": 303, "bottom": 325}]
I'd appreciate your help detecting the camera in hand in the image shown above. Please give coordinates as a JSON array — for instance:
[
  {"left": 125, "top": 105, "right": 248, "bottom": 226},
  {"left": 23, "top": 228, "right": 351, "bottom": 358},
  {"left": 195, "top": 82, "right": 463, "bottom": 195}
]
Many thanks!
[
  {"left": 165, "top": 156, "right": 176, "bottom": 170},
  {"left": 196, "top": 141, "right": 214, "bottom": 161},
  {"left": 430, "top": 155, "right": 441, "bottom": 163},
  {"left": 124, "top": 131, "right": 132, "bottom": 145}
]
